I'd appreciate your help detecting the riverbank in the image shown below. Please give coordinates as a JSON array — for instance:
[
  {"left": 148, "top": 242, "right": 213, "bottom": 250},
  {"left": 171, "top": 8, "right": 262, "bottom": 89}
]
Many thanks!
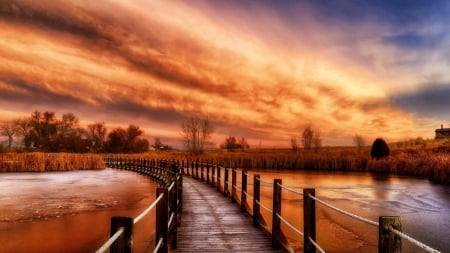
[
  {"left": 122, "top": 145, "right": 450, "bottom": 184},
  {"left": 0, "top": 153, "right": 104, "bottom": 172}
]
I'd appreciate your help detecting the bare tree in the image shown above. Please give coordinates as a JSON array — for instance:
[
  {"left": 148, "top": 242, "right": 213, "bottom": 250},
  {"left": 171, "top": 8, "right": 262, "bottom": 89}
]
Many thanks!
[
  {"left": 0, "top": 121, "right": 18, "bottom": 150},
  {"left": 239, "top": 137, "right": 250, "bottom": 151},
  {"left": 302, "top": 125, "right": 321, "bottom": 150},
  {"left": 290, "top": 136, "right": 299, "bottom": 151},
  {"left": 312, "top": 131, "right": 322, "bottom": 150},
  {"left": 302, "top": 125, "right": 314, "bottom": 150},
  {"left": 354, "top": 134, "right": 365, "bottom": 152},
  {"left": 181, "top": 117, "right": 214, "bottom": 154},
  {"left": 87, "top": 122, "right": 107, "bottom": 153}
]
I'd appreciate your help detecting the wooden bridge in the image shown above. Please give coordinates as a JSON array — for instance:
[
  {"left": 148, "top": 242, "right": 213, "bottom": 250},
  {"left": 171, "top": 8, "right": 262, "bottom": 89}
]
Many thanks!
[
  {"left": 97, "top": 157, "right": 442, "bottom": 253},
  {"left": 176, "top": 176, "right": 281, "bottom": 252}
]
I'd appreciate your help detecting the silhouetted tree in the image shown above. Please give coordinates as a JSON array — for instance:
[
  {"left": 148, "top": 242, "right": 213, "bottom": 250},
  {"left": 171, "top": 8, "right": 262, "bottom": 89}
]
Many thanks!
[
  {"left": 239, "top": 137, "right": 250, "bottom": 151},
  {"left": 106, "top": 125, "right": 149, "bottom": 153},
  {"left": 302, "top": 125, "right": 321, "bottom": 150},
  {"left": 354, "top": 134, "right": 365, "bottom": 152},
  {"left": 0, "top": 121, "right": 18, "bottom": 150},
  {"left": 370, "top": 138, "right": 390, "bottom": 160},
  {"left": 290, "top": 136, "right": 299, "bottom": 151},
  {"left": 87, "top": 122, "right": 107, "bottom": 153},
  {"left": 181, "top": 117, "right": 214, "bottom": 154}
]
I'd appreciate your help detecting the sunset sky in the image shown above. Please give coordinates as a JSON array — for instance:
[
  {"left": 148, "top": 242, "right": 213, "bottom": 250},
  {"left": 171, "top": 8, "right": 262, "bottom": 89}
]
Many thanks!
[{"left": 1, "top": 0, "right": 449, "bottom": 148}]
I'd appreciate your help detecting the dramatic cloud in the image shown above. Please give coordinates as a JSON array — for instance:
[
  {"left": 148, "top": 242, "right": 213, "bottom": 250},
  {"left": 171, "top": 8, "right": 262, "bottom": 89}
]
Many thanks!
[{"left": 0, "top": 0, "right": 448, "bottom": 147}]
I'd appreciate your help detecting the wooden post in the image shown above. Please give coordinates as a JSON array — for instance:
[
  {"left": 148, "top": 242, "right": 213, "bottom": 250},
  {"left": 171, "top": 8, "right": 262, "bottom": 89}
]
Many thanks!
[
  {"left": 110, "top": 216, "right": 133, "bottom": 253},
  {"left": 224, "top": 168, "right": 229, "bottom": 196},
  {"left": 216, "top": 165, "right": 221, "bottom": 191},
  {"left": 379, "top": 216, "right": 402, "bottom": 253},
  {"left": 211, "top": 164, "right": 216, "bottom": 186},
  {"left": 241, "top": 170, "right": 247, "bottom": 212},
  {"left": 303, "top": 188, "right": 316, "bottom": 253},
  {"left": 253, "top": 174, "right": 260, "bottom": 227},
  {"left": 155, "top": 187, "right": 169, "bottom": 253},
  {"left": 231, "top": 167, "right": 237, "bottom": 202},
  {"left": 272, "top": 179, "right": 282, "bottom": 248},
  {"left": 206, "top": 163, "right": 210, "bottom": 184},
  {"left": 195, "top": 162, "right": 199, "bottom": 179},
  {"left": 170, "top": 179, "right": 178, "bottom": 250},
  {"left": 200, "top": 163, "right": 204, "bottom": 182}
]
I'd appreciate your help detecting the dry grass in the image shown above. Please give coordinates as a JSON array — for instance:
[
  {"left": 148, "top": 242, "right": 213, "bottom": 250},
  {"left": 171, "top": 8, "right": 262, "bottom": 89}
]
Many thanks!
[
  {"left": 0, "top": 153, "right": 105, "bottom": 172},
  {"left": 121, "top": 143, "right": 450, "bottom": 184}
]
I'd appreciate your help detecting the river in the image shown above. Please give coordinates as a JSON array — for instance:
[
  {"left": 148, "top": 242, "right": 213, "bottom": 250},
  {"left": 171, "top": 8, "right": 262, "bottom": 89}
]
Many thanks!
[
  {"left": 0, "top": 169, "right": 158, "bottom": 253},
  {"left": 1, "top": 168, "right": 449, "bottom": 252},
  {"left": 239, "top": 170, "right": 450, "bottom": 253}
]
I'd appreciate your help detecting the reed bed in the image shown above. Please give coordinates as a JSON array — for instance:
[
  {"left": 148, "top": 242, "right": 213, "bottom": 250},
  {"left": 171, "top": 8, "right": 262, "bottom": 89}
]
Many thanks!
[
  {"left": 0, "top": 153, "right": 105, "bottom": 172},
  {"left": 115, "top": 146, "right": 450, "bottom": 184}
]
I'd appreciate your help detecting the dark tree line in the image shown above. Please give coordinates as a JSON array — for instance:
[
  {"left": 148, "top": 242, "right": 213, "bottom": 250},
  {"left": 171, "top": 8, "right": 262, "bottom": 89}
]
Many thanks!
[{"left": 0, "top": 111, "right": 149, "bottom": 153}]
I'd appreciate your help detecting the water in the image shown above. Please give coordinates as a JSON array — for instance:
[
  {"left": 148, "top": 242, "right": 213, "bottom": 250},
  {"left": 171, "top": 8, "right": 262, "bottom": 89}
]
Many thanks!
[
  {"left": 2, "top": 168, "right": 449, "bottom": 252},
  {"left": 241, "top": 170, "right": 450, "bottom": 253},
  {"left": 0, "top": 169, "right": 158, "bottom": 253}
]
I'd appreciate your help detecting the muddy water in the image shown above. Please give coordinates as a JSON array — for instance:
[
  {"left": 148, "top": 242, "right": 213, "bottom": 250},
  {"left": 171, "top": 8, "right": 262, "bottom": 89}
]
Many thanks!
[
  {"left": 0, "top": 169, "right": 158, "bottom": 253},
  {"left": 238, "top": 170, "right": 450, "bottom": 253}
]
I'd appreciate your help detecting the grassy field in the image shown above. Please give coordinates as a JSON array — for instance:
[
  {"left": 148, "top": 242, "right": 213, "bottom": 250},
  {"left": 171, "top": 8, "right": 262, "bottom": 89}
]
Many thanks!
[{"left": 0, "top": 153, "right": 105, "bottom": 172}]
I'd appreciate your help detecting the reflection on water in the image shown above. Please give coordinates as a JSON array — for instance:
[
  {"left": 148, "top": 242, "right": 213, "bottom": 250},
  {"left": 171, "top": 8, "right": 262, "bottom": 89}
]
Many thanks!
[
  {"left": 231, "top": 170, "right": 450, "bottom": 253},
  {"left": 0, "top": 169, "right": 157, "bottom": 253}
]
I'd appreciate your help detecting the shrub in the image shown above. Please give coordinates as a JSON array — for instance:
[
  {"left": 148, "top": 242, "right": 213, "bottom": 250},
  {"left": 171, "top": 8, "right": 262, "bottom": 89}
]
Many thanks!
[{"left": 370, "top": 138, "right": 390, "bottom": 160}]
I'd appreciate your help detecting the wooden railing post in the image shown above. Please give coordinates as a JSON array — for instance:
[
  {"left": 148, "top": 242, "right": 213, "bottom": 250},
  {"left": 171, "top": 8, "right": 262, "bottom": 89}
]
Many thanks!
[
  {"left": 216, "top": 165, "right": 221, "bottom": 191},
  {"left": 231, "top": 167, "right": 237, "bottom": 202},
  {"left": 224, "top": 168, "right": 229, "bottom": 196},
  {"left": 272, "top": 179, "right": 282, "bottom": 248},
  {"left": 253, "top": 174, "right": 260, "bottom": 227},
  {"left": 206, "top": 163, "right": 210, "bottom": 184},
  {"left": 155, "top": 187, "right": 169, "bottom": 253},
  {"left": 110, "top": 216, "right": 133, "bottom": 253},
  {"left": 211, "top": 164, "right": 216, "bottom": 186},
  {"left": 170, "top": 177, "right": 178, "bottom": 250},
  {"left": 241, "top": 170, "right": 247, "bottom": 212},
  {"left": 200, "top": 162, "right": 205, "bottom": 182},
  {"left": 195, "top": 162, "right": 199, "bottom": 179},
  {"left": 303, "top": 188, "right": 316, "bottom": 253},
  {"left": 379, "top": 216, "right": 402, "bottom": 253}
]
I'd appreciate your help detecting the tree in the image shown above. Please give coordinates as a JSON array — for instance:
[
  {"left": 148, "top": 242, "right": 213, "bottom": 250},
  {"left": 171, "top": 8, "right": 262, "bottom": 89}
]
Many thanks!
[
  {"left": 222, "top": 136, "right": 239, "bottom": 151},
  {"left": 354, "top": 134, "right": 365, "bottom": 152},
  {"left": 0, "top": 121, "right": 18, "bottom": 150},
  {"left": 239, "top": 137, "right": 250, "bottom": 151},
  {"left": 312, "top": 131, "right": 322, "bottom": 150},
  {"left": 106, "top": 125, "right": 149, "bottom": 153},
  {"left": 181, "top": 117, "right": 214, "bottom": 154},
  {"left": 13, "top": 117, "right": 33, "bottom": 149},
  {"left": 290, "top": 136, "right": 299, "bottom": 151},
  {"left": 87, "top": 122, "right": 107, "bottom": 153},
  {"left": 370, "top": 138, "right": 390, "bottom": 160},
  {"left": 153, "top": 137, "right": 171, "bottom": 150},
  {"left": 301, "top": 125, "right": 322, "bottom": 151}
]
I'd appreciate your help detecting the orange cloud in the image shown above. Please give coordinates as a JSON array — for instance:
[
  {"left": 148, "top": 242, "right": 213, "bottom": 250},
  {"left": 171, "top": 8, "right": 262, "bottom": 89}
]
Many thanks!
[{"left": 0, "top": 0, "right": 434, "bottom": 147}]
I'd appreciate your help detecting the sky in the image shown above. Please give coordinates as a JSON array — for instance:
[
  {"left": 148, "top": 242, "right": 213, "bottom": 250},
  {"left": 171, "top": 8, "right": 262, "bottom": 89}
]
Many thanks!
[{"left": 0, "top": 0, "right": 449, "bottom": 148}]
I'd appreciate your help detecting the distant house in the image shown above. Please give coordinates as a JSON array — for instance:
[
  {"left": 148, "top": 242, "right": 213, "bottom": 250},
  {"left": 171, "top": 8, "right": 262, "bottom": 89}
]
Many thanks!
[{"left": 435, "top": 124, "right": 450, "bottom": 139}]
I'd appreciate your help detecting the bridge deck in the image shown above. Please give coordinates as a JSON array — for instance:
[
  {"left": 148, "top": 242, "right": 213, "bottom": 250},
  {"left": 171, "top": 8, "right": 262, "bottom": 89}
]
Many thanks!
[{"left": 175, "top": 176, "right": 282, "bottom": 253}]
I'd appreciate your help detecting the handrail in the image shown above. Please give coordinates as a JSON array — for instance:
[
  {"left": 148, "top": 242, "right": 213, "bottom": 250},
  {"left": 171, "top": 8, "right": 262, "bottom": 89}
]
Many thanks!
[
  {"left": 307, "top": 193, "right": 379, "bottom": 227},
  {"left": 134, "top": 193, "right": 165, "bottom": 224},
  {"left": 95, "top": 227, "right": 125, "bottom": 253},
  {"left": 96, "top": 157, "right": 182, "bottom": 253},
  {"left": 388, "top": 226, "right": 441, "bottom": 253},
  {"left": 180, "top": 159, "right": 444, "bottom": 253}
]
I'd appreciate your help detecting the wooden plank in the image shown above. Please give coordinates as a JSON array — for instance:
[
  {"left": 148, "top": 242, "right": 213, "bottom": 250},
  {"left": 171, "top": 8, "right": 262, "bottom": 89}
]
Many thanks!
[{"left": 174, "top": 176, "right": 282, "bottom": 252}]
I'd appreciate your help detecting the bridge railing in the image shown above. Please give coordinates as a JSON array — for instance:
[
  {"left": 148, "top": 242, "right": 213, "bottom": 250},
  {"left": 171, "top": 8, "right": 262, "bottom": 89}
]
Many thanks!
[
  {"left": 96, "top": 157, "right": 182, "bottom": 253},
  {"left": 180, "top": 160, "right": 442, "bottom": 253}
]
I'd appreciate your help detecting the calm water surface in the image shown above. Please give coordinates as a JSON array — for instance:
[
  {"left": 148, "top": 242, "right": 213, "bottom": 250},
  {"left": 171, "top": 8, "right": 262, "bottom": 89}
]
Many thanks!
[
  {"left": 240, "top": 170, "right": 450, "bottom": 253},
  {"left": 0, "top": 169, "right": 157, "bottom": 253}
]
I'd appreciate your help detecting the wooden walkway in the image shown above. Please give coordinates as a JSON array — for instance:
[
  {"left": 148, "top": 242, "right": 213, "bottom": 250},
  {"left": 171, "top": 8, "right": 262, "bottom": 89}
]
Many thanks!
[{"left": 175, "top": 176, "right": 282, "bottom": 253}]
